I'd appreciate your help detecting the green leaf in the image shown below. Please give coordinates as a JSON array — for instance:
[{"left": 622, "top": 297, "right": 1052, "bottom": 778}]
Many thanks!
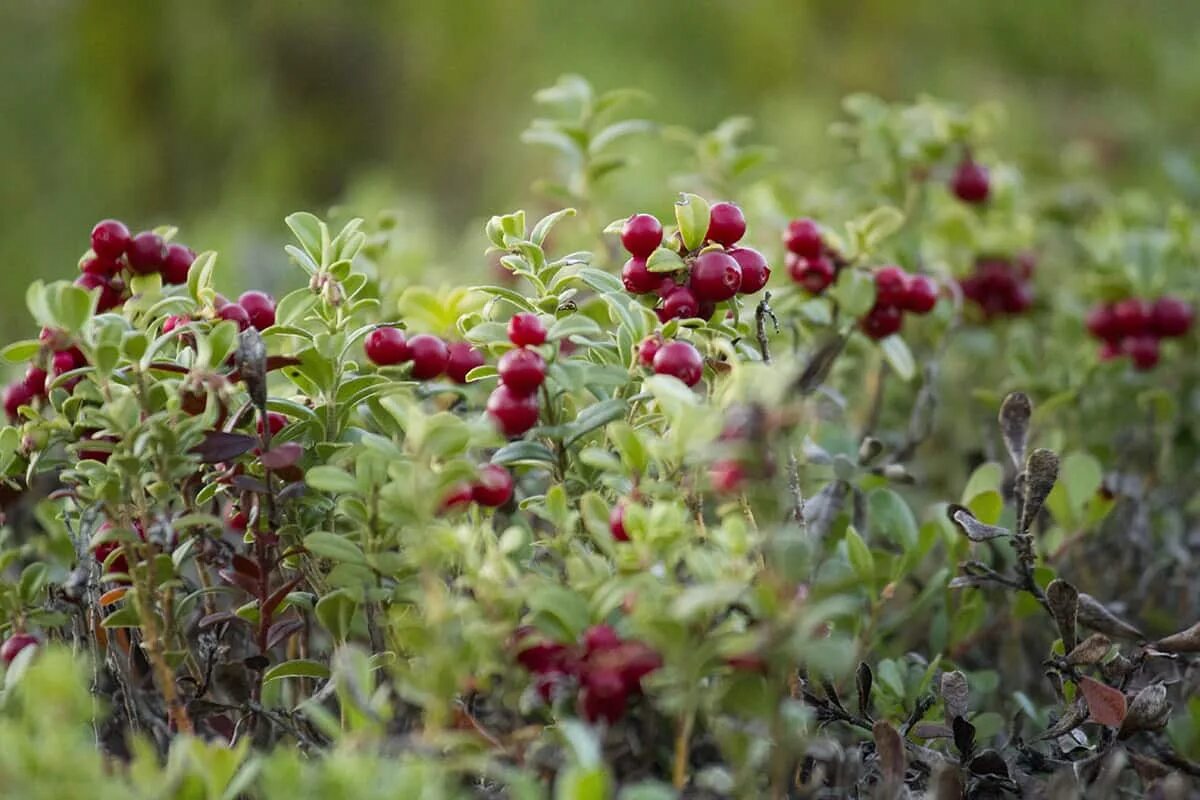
[
  {"left": 528, "top": 585, "right": 590, "bottom": 641},
  {"left": 608, "top": 421, "right": 648, "bottom": 476},
  {"left": 844, "top": 526, "right": 875, "bottom": 584},
  {"left": 547, "top": 314, "right": 603, "bottom": 342},
  {"left": 492, "top": 440, "right": 557, "bottom": 467},
  {"left": 674, "top": 193, "right": 710, "bottom": 251},
  {"left": 575, "top": 268, "right": 624, "bottom": 295},
  {"left": 473, "top": 285, "right": 540, "bottom": 313},
  {"left": 1061, "top": 452, "right": 1103, "bottom": 515},
  {"left": 879, "top": 335, "right": 915, "bottom": 381},
  {"left": 286, "top": 212, "right": 325, "bottom": 263},
  {"left": 1, "top": 340, "right": 40, "bottom": 363},
  {"left": 263, "top": 659, "right": 331, "bottom": 684},
  {"left": 868, "top": 488, "right": 918, "bottom": 550},
  {"left": 18, "top": 563, "right": 49, "bottom": 604},
  {"left": 646, "top": 247, "right": 686, "bottom": 273},
  {"left": 531, "top": 208, "right": 576, "bottom": 246},
  {"left": 832, "top": 268, "right": 876, "bottom": 318},
  {"left": 564, "top": 399, "right": 628, "bottom": 447},
  {"left": 962, "top": 462, "right": 1003, "bottom": 505},
  {"left": 304, "top": 532, "right": 367, "bottom": 566},
  {"left": 555, "top": 766, "right": 611, "bottom": 800},
  {"left": 315, "top": 589, "right": 357, "bottom": 642},
  {"left": 102, "top": 604, "right": 142, "bottom": 628},
  {"left": 187, "top": 251, "right": 217, "bottom": 303},
  {"left": 54, "top": 285, "right": 94, "bottom": 332}
]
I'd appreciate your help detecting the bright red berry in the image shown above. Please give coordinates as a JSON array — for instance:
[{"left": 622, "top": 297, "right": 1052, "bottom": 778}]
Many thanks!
[
  {"left": 75, "top": 274, "right": 124, "bottom": 312},
  {"left": 705, "top": 202, "right": 746, "bottom": 246},
  {"left": 126, "top": 231, "right": 167, "bottom": 275},
  {"left": 257, "top": 412, "right": 288, "bottom": 437},
  {"left": 1086, "top": 303, "right": 1121, "bottom": 341},
  {"left": 728, "top": 247, "right": 770, "bottom": 294},
  {"left": 637, "top": 335, "right": 663, "bottom": 367},
  {"left": 783, "top": 219, "right": 823, "bottom": 258},
  {"left": 609, "top": 504, "right": 629, "bottom": 542},
  {"left": 3, "top": 382, "right": 33, "bottom": 421},
  {"left": 407, "top": 334, "right": 450, "bottom": 380},
  {"left": 1111, "top": 298, "right": 1150, "bottom": 337},
  {"left": 658, "top": 286, "right": 699, "bottom": 321},
  {"left": 365, "top": 327, "right": 409, "bottom": 366},
  {"left": 902, "top": 274, "right": 939, "bottom": 314},
  {"left": 620, "top": 214, "right": 664, "bottom": 258},
  {"left": 621, "top": 256, "right": 664, "bottom": 294},
  {"left": 163, "top": 315, "right": 190, "bottom": 336},
  {"left": 472, "top": 464, "right": 514, "bottom": 507},
  {"left": 22, "top": 366, "right": 47, "bottom": 398},
  {"left": 508, "top": 313, "right": 547, "bottom": 347},
  {"left": 445, "top": 342, "right": 485, "bottom": 384},
  {"left": 689, "top": 250, "right": 743, "bottom": 302},
  {"left": 1122, "top": 335, "right": 1160, "bottom": 371},
  {"left": 80, "top": 254, "right": 119, "bottom": 277},
  {"left": 487, "top": 385, "right": 540, "bottom": 436},
  {"left": 497, "top": 348, "right": 546, "bottom": 395},
  {"left": 652, "top": 340, "right": 704, "bottom": 387},
  {"left": 440, "top": 483, "right": 474, "bottom": 513},
  {"left": 216, "top": 302, "right": 251, "bottom": 331},
  {"left": 951, "top": 159, "right": 990, "bottom": 204},
  {"left": 583, "top": 624, "right": 622, "bottom": 656},
  {"left": 238, "top": 291, "right": 276, "bottom": 331},
  {"left": 162, "top": 244, "right": 195, "bottom": 285},
  {"left": 0, "top": 634, "right": 38, "bottom": 664},
  {"left": 860, "top": 304, "right": 903, "bottom": 339},
  {"left": 90, "top": 219, "right": 131, "bottom": 260},
  {"left": 710, "top": 459, "right": 746, "bottom": 494},
  {"left": 1150, "top": 296, "right": 1193, "bottom": 338},
  {"left": 52, "top": 348, "right": 85, "bottom": 375},
  {"left": 874, "top": 266, "right": 909, "bottom": 308},
  {"left": 789, "top": 253, "right": 835, "bottom": 294}
]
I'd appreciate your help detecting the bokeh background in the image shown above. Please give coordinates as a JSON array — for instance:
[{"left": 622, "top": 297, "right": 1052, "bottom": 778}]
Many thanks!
[{"left": 3, "top": 0, "right": 1199, "bottom": 342}]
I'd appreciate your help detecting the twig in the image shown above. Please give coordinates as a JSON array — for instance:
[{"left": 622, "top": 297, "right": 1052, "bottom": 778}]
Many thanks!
[{"left": 755, "top": 292, "right": 778, "bottom": 364}]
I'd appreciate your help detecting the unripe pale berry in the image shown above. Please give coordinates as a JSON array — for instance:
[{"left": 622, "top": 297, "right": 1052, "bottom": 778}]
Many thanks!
[
  {"left": 705, "top": 202, "right": 746, "bottom": 246},
  {"left": 90, "top": 219, "right": 131, "bottom": 260},
  {"left": 445, "top": 342, "right": 486, "bottom": 384},
  {"left": 652, "top": 340, "right": 704, "bottom": 387},
  {"left": 689, "top": 250, "right": 743, "bottom": 302},
  {"left": 472, "top": 464, "right": 514, "bottom": 507},
  {"left": 497, "top": 348, "right": 546, "bottom": 395},
  {"left": 508, "top": 313, "right": 547, "bottom": 347},
  {"left": 365, "top": 327, "right": 409, "bottom": 365},
  {"left": 238, "top": 291, "right": 276, "bottom": 330},
  {"left": 783, "top": 218, "right": 822, "bottom": 258},
  {"left": 620, "top": 213, "right": 663, "bottom": 258},
  {"left": 407, "top": 334, "right": 450, "bottom": 380},
  {"left": 486, "top": 385, "right": 540, "bottom": 436},
  {"left": 728, "top": 247, "right": 770, "bottom": 294}
]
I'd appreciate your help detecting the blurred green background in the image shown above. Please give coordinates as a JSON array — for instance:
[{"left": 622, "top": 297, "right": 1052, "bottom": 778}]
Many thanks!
[{"left": 3, "top": 0, "right": 1199, "bottom": 341}]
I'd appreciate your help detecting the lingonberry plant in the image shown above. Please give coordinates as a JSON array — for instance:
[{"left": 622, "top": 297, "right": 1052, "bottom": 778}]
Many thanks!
[{"left": 0, "top": 75, "right": 1197, "bottom": 799}]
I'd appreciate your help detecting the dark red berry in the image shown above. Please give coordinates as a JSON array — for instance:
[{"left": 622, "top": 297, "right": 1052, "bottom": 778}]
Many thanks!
[
  {"left": 126, "top": 231, "right": 168, "bottom": 275},
  {"left": 90, "top": 219, "right": 131, "bottom": 260},
  {"left": 80, "top": 254, "right": 119, "bottom": 277},
  {"left": 407, "top": 334, "right": 450, "bottom": 380},
  {"left": 3, "top": 382, "right": 33, "bottom": 421},
  {"left": 1150, "top": 296, "right": 1193, "bottom": 338},
  {"left": 216, "top": 302, "right": 251, "bottom": 331},
  {"left": 951, "top": 159, "right": 990, "bottom": 204},
  {"left": 609, "top": 504, "right": 629, "bottom": 542},
  {"left": 902, "top": 274, "right": 939, "bottom": 314},
  {"left": 789, "top": 253, "right": 835, "bottom": 294},
  {"left": 621, "top": 256, "right": 664, "bottom": 294},
  {"left": 1111, "top": 298, "right": 1149, "bottom": 337},
  {"left": 0, "top": 634, "right": 38, "bottom": 664},
  {"left": 1086, "top": 304, "right": 1121, "bottom": 341},
  {"left": 365, "top": 327, "right": 409, "bottom": 366},
  {"left": 583, "top": 624, "right": 622, "bottom": 656},
  {"left": 652, "top": 340, "right": 704, "bottom": 387},
  {"left": 257, "top": 412, "right": 288, "bottom": 437},
  {"left": 1122, "top": 335, "right": 1160, "bottom": 371},
  {"left": 486, "top": 385, "right": 540, "bottom": 436},
  {"left": 620, "top": 214, "right": 664, "bottom": 258},
  {"left": 514, "top": 628, "right": 572, "bottom": 675},
  {"left": 728, "top": 247, "right": 770, "bottom": 294},
  {"left": 658, "top": 286, "right": 699, "bottom": 321},
  {"left": 238, "top": 291, "right": 276, "bottom": 331},
  {"left": 445, "top": 342, "right": 485, "bottom": 384},
  {"left": 860, "top": 304, "right": 903, "bottom": 339},
  {"left": 497, "top": 348, "right": 546, "bottom": 395},
  {"left": 75, "top": 273, "right": 123, "bottom": 312},
  {"left": 22, "top": 366, "right": 47, "bottom": 398},
  {"left": 162, "top": 244, "right": 195, "bottom": 285},
  {"left": 874, "top": 266, "right": 909, "bottom": 308},
  {"left": 705, "top": 202, "right": 746, "bottom": 246},
  {"left": 637, "top": 335, "right": 663, "bottom": 367},
  {"left": 783, "top": 218, "right": 823, "bottom": 258},
  {"left": 689, "top": 251, "right": 743, "bottom": 302},
  {"left": 52, "top": 347, "right": 85, "bottom": 375},
  {"left": 472, "top": 464, "right": 514, "bottom": 507},
  {"left": 580, "top": 667, "right": 628, "bottom": 724},
  {"left": 508, "top": 313, "right": 546, "bottom": 347},
  {"left": 1098, "top": 340, "right": 1121, "bottom": 361}
]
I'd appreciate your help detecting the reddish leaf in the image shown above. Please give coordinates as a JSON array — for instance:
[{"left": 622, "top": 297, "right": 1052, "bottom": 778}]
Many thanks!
[
  {"left": 260, "top": 442, "right": 303, "bottom": 470},
  {"left": 192, "top": 431, "right": 256, "bottom": 463},
  {"left": 263, "top": 575, "right": 303, "bottom": 620},
  {"left": 218, "top": 568, "right": 261, "bottom": 598},
  {"left": 198, "top": 611, "right": 250, "bottom": 629},
  {"left": 1079, "top": 675, "right": 1127, "bottom": 727},
  {"left": 230, "top": 554, "right": 261, "bottom": 579},
  {"left": 266, "top": 616, "right": 306, "bottom": 650}
]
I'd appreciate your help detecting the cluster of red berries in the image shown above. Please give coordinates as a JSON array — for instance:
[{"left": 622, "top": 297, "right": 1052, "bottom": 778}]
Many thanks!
[
  {"left": 636, "top": 335, "right": 705, "bottom": 387},
  {"left": 859, "top": 265, "right": 940, "bottom": 339},
  {"left": 783, "top": 218, "right": 845, "bottom": 294},
  {"left": 620, "top": 202, "right": 770, "bottom": 323},
  {"left": 949, "top": 157, "right": 991, "bottom": 205},
  {"left": 958, "top": 255, "right": 1035, "bottom": 318},
  {"left": 2, "top": 361, "right": 50, "bottom": 422},
  {"left": 364, "top": 326, "right": 486, "bottom": 385},
  {"left": 486, "top": 313, "right": 547, "bottom": 437},
  {"left": 83, "top": 219, "right": 197, "bottom": 310},
  {"left": 1086, "top": 296, "right": 1193, "bottom": 371},
  {"left": 515, "top": 623, "right": 662, "bottom": 723},
  {"left": 440, "top": 464, "right": 516, "bottom": 512}
]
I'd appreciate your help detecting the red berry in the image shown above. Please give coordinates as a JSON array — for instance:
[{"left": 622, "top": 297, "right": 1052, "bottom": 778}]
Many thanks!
[
  {"left": 658, "top": 286, "right": 699, "bottom": 321},
  {"left": 609, "top": 504, "right": 629, "bottom": 542},
  {"left": 445, "top": 342, "right": 485, "bottom": 384},
  {"left": 637, "top": 335, "right": 663, "bottom": 367},
  {"left": 225, "top": 507, "right": 248, "bottom": 531},
  {"left": 583, "top": 624, "right": 622, "bottom": 655},
  {"left": 710, "top": 459, "right": 746, "bottom": 494},
  {"left": 951, "top": 159, "right": 990, "bottom": 204},
  {"left": 92, "top": 534, "right": 130, "bottom": 577},
  {"left": 789, "top": 253, "right": 835, "bottom": 294},
  {"left": 580, "top": 667, "right": 629, "bottom": 724},
  {"left": 1150, "top": 296, "right": 1193, "bottom": 338},
  {"left": 407, "top": 334, "right": 450, "bottom": 380},
  {"left": 783, "top": 218, "right": 823, "bottom": 258},
  {"left": 874, "top": 266, "right": 909, "bottom": 308},
  {"left": 440, "top": 483, "right": 474, "bottom": 513},
  {"left": 216, "top": 302, "right": 251, "bottom": 331},
  {"left": 515, "top": 631, "right": 571, "bottom": 675},
  {"left": 652, "top": 340, "right": 704, "bottom": 387},
  {"left": 860, "top": 304, "right": 903, "bottom": 339},
  {"left": 3, "top": 382, "right": 34, "bottom": 421},
  {"left": 508, "top": 313, "right": 547, "bottom": 347},
  {"left": 365, "top": 327, "right": 409, "bottom": 366},
  {"left": 75, "top": 273, "right": 124, "bottom": 312},
  {"left": 0, "top": 634, "right": 38, "bottom": 664},
  {"left": 163, "top": 315, "right": 190, "bottom": 335},
  {"left": 486, "top": 385, "right": 540, "bottom": 436},
  {"left": 1086, "top": 303, "right": 1121, "bottom": 341},
  {"left": 1001, "top": 282, "right": 1034, "bottom": 315},
  {"left": 1112, "top": 298, "right": 1149, "bottom": 337},
  {"left": 22, "top": 366, "right": 47, "bottom": 398},
  {"left": 705, "top": 202, "right": 746, "bottom": 246},
  {"left": 80, "top": 254, "right": 119, "bottom": 277},
  {"left": 52, "top": 348, "right": 85, "bottom": 375},
  {"left": 472, "top": 464, "right": 514, "bottom": 507},
  {"left": 902, "top": 274, "right": 939, "bottom": 314},
  {"left": 726, "top": 653, "right": 768, "bottom": 673},
  {"left": 497, "top": 348, "right": 546, "bottom": 395},
  {"left": 90, "top": 219, "right": 131, "bottom": 260},
  {"left": 257, "top": 412, "right": 288, "bottom": 437},
  {"left": 1122, "top": 335, "right": 1160, "bottom": 371},
  {"left": 696, "top": 300, "right": 716, "bottom": 321},
  {"left": 238, "top": 291, "right": 276, "bottom": 331},
  {"left": 728, "top": 247, "right": 770, "bottom": 294},
  {"left": 689, "top": 251, "right": 743, "bottom": 302},
  {"left": 162, "top": 244, "right": 195, "bottom": 285},
  {"left": 126, "top": 231, "right": 168, "bottom": 275},
  {"left": 620, "top": 213, "right": 663, "bottom": 258},
  {"left": 1098, "top": 340, "right": 1121, "bottom": 361},
  {"left": 621, "top": 256, "right": 664, "bottom": 294}
]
